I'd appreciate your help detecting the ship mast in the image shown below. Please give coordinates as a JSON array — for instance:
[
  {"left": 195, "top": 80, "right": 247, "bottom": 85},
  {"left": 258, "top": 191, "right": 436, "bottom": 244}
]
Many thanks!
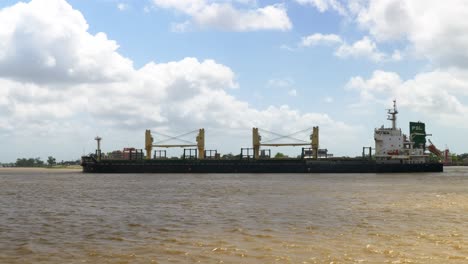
[
  {"left": 94, "top": 136, "right": 102, "bottom": 161},
  {"left": 387, "top": 100, "right": 398, "bottom": 130}
]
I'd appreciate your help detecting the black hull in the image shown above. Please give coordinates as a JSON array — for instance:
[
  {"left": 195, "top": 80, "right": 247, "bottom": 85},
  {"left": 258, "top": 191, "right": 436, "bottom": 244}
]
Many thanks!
[{"left": 81, "top": 158, "right": 443, "bottom": 173}]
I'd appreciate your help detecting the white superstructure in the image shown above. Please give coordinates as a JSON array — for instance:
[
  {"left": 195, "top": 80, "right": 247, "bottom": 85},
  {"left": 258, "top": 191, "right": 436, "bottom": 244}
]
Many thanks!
[{"left": 374, "top": 101, "right": 428, "bottom": 164}]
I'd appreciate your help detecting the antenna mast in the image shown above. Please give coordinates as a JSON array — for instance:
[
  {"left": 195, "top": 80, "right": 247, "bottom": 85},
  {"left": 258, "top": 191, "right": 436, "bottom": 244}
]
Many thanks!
[
  {"left": 94, "top": 136, "right": 102, "bottom": 160},
  {"left": 387, "top": 100, "right": 398, "bottom": 130}
]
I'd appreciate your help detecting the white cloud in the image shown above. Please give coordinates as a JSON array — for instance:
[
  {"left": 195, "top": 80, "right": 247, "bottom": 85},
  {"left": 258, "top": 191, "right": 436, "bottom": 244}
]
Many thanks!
[
  {"left": 267, "top": 78, "right": 298, "bottom": 97},
  {"left": 296, "top": 1, "right": 468, "bottom": 127},
  {"left": 295, "top": 0, "right": 347, "bottom": 15},
  {"left": 346, "top": 70, "right": 402, "bottom": 102},
  {"left": 391, "top": 49, "right": 402, "bottom": 61},
  {"left": 334, "top": 0, "right": 468, "bottom": 126},
  {"left": 0, "top": 0, "right": 133, "bottom": 84},
  {"left": 152, "top": 0, "right": 206, "bottom": 14},
  {"left": 355, "top": 0, "right": 410, "bottom": 41},
  {"left": 334, "top": 36, "right": 386, "bottom": 62},
  {"left": 300, "top": 34, "right": 398, "bottom": 62},
  {"left": 300, "top": 33, "right": 342, "bottom": 47},
  {"left": 299, "top": 1, "right": 468, "bottom": 68},
  {"left": 234, "top": 0, "right": 258, "bottom": 5},
  {"left": 267, "top": 78, "right": 294, "bottom": 88},
  {"left": 0, "top": 0, "right": 360, "bottom": 160},
  {"left": 292, "top": 0, "right": 468, "bottom": 151},
  {"left": 279, "top": 44, "right": 295, "bottom": 52},
  {"left": 346, "top": 69, "right": 468, "bottom": 123},
  {"left": 152, "top": 0, "right": 292, "bottom": 31},
  {"left": 324, "top": 96, "right": 334, "bottom": 103},
  {"left": 143, "top": 6, "right": 152, "bottom": 13},
  {"left": 171, "top": 21, "right": 191, "bottom": 32},
  {"left": 117, "top": 3, "right": 128, "bottom": 11},
  {"left": 353, "top": 0, "right": 468, "bottom": 68},
  {"left": 288, "top": 89, "right": 297, "bottom": 97}
]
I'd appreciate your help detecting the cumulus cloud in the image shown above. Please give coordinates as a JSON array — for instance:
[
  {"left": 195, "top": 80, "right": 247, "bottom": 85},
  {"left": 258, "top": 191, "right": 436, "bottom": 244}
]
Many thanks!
[
  {"left": 171, "top": 21, "right": 191, "bottom": 32},
  {"left": 299, "top": 0, "right": 468, "bottom": 68},
  {"left": 334, "top": 36, "right": 386, "bottom": 62},
  {"left": 0, "top": 0, "right": 133, "bottom": 84},
  {"left": 391, "top": 50, "right": 402, "bottom": 61},
  {"left": 300, "top": 33, "right": 342, "bottom": 47},
  {"left": 0, "top": 0, "right": 360, "bottom": 160},
  {"left": 300, "top": 34, "right": 397, "bottom": 62},
  {"left": 267, "top": 78, "right": 294, "bottom": 88},
  {"left": 295, "top": 0, "right": 347, "bottom": 15},
  {"left": 346, "top": 70, "right": 402, "bottom": 102},
  {"left": 117, "top": 3, "right": 128, "bottom": 11},
  {"left": 324, "top": 96, "right": 334, "bottom": 103},
  {"left": 267, "top": 78, "right": 298, "bottom": 97},
  {"left": 152, "top": 0, "right": 292, "bottom": 31},
  {"left": 288, "top": 89, "right": 297, "bottom": 97},
  {"left": 304, "top": 0, "right": 468, "bottom": 69},
  {"left": 336, "top": 0, "right": 468, "bottom": 125},
  {"left": 1, "top": 56, "right": 358, "bottom": 153},
  {"left": 360, "top": 0, "right": 468, "bottom": 68},
  {"left": 346, "top": 69, "right": 468, "bottom": 124},
  {"left": 355, "top": 0, "right": 411, "bottom": 41},
  {"left": 297, "top": 1, "right": 468, "bottom": 119}
]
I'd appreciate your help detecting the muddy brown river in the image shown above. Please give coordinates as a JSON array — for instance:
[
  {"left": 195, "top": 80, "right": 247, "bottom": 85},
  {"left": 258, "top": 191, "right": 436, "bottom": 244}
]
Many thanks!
[{"left": 1, "top": 167, "right": 467, "bottom": 263}]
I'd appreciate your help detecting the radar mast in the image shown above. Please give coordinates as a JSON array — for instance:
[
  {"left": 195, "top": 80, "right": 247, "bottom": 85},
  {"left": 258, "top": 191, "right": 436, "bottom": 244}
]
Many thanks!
[{"left": 387, "top": 100, "right": 398, "bottom": 130}]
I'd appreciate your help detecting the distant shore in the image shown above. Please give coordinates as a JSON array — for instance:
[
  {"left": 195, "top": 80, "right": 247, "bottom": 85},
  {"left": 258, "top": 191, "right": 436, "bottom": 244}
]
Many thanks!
[{"left": 0, "top": 166, "right": 82, "bottom": 173}]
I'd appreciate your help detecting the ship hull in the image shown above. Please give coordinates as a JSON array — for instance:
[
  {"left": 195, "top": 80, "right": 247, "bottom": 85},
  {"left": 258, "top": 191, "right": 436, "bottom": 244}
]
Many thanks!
[{"left": 81, "top": 157, "right": 443, "bottom": 173}]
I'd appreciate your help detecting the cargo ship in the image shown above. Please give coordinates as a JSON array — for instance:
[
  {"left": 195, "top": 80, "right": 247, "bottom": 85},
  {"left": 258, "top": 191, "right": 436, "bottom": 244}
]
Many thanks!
[{"left": 81, "top": 101, "right": 443, "bottom": 173}]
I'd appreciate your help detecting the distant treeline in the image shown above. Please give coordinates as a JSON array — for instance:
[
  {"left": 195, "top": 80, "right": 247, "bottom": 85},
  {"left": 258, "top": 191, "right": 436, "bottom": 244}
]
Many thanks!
[
  {"left": 451, "top": 153, "right": 468, "bottom": 165},
  {"left": 15, "top": 157, "right": 45, "bottom": 167},
  {"left": 2, "top": 153, "right": 468, "bottom": 167},
  {"left": 1, "top": 157, "right": 80, "bottom": 167}
]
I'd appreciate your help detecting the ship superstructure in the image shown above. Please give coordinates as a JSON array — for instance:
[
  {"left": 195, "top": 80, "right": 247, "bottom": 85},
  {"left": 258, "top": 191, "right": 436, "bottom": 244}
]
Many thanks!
[{"left": 374, "top": 100, "right": 427, "bottom": 164}]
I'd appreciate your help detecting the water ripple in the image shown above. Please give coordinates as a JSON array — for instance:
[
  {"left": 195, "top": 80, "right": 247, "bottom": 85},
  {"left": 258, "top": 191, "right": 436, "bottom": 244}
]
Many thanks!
[{"left": 1, "top": 167, "right": 468, "bottom": 263}]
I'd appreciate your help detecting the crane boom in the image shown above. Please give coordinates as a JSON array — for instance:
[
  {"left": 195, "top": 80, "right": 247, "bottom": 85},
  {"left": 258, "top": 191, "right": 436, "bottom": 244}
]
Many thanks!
[
  {"left": 145, "top": 129, "right": 205, "bottom": 159},
  {"left": 252, "top": 126, "right": 319, "bottom": 159}
]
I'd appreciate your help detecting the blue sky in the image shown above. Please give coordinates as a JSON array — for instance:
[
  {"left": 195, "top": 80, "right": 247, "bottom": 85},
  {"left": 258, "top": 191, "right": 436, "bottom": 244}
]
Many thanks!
[{"left": 0, "top": 0, "right": 467, "bottom": 162}]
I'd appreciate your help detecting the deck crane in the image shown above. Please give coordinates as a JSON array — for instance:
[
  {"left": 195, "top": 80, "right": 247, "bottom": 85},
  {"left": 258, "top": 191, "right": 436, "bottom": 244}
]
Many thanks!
[
  {"left": 145, "top": 129, "right": 205, "bottom": 160},
  {"left": 427, "top": 139, "right": 451, "bottom": 164},
  {"left": 252, "top": 127, "right": 319, "bottom": 159}
]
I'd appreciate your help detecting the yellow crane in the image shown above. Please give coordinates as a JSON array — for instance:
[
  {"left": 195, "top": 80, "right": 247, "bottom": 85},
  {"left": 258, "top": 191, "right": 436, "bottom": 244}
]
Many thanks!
[
  {"left": 252, "top": 127, "right": 319, "bottom": 159},
  {"left": 145, "top": 129, "right": 205, "bottom": 160}
]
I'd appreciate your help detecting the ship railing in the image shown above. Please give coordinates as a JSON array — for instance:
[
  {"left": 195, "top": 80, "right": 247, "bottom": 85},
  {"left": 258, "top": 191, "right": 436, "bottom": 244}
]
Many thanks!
[
  {"left": 183, "top": 148, "right": 198, "bottom": 160},
  {"left": 362, "top": 147, "right": 373, "bottom": 160},
  {"left": 204, "top": 150, "right": 219, "bottom": 159},
  {"left": 240, "top": 148, "right": 254, "bottom": 159},
  {"left": 154, "top": 150, "right": 167, "bottom": 159}
]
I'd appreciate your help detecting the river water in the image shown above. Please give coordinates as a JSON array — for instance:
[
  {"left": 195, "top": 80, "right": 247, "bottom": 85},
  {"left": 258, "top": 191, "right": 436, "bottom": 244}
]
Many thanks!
[{"left": 1, "top": 167, "right": 468, "bottom": 263}]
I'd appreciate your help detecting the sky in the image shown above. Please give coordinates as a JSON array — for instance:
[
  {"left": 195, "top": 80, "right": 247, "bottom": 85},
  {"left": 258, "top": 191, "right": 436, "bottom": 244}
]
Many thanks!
[{"left": 1, "top": 0, "right": 468, "bottom": 162}]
